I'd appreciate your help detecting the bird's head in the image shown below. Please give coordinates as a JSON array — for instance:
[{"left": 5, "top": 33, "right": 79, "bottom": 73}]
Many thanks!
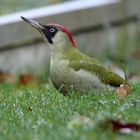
[{"left": 21, "top": 16, "right": 77, "bottom": 49}]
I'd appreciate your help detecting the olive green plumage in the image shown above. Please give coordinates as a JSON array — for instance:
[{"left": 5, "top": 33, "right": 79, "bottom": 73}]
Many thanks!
[{"left": 62, "top": 46, "right": 126, "bottom": 87}]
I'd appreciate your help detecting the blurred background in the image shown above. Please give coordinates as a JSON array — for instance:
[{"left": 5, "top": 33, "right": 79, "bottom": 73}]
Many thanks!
[
  {"left": 0, "top": 0, "right": 140, "bottom": 83},
  {"left": 0, "top": 0, "right": 71, "bottom": 15}
]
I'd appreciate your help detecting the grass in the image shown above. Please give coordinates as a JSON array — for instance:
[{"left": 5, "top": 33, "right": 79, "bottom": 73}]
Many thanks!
[{"left": 0, "top": 82, "right": 140, "bottom": 140}]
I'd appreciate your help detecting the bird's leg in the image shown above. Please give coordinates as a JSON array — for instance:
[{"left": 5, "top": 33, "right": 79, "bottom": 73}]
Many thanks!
[
  {"left": 59, "top": 83, "right": 70, "bottom": 96},
  {"left": 58, "top": 83, "right": 65, "bottom": 92},
  {"left": 51, "top": 84, "right": 65, "bottom": 105}
]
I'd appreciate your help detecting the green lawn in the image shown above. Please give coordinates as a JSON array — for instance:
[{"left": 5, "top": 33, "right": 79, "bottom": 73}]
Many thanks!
[{"left": 0, "top": 82, "right": 140, "bottom": 140}]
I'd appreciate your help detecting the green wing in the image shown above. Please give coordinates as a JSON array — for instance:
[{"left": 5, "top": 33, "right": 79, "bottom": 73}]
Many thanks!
[{"left": 64, "top": 48, "right": 126, "bottom": 87}]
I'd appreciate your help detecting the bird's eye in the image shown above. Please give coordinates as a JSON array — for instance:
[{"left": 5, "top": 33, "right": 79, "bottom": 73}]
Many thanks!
[{"left": 50, "top": 28, "right": 55, "bottom": 33}]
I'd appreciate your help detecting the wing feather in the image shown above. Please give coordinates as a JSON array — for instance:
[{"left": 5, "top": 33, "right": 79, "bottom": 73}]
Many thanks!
[{"left": 65, "top": 49, "right": 126, "bottom": 87}]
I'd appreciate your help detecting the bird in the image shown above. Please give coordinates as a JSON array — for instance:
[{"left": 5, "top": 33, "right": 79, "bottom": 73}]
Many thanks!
[{"left": 21, "top": 16, "right": 127, "bottom": 95}]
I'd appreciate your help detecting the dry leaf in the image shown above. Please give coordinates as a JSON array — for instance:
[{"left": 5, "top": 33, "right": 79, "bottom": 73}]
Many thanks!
[
  {"left": 106, "top": 119, "right": 140, "bottom": 133},
  {"left": 0, "top": 70, "right": 14, "bottom": 82},
  {"left": 19, "top": 73, "right": 38, "bottom": 85},
  {"left": 116, "top": 84, "right": 131, "bottom": 97}
]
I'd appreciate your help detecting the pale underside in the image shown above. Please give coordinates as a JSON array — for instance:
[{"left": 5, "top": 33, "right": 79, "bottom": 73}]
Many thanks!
[{"left": 50, "top": 58, "right": 106, "bottom": 93}]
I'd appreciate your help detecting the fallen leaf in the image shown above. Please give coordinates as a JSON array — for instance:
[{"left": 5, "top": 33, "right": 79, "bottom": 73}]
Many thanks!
[
  {"left": 19, "top": 73, "right": 38, "bottom": 86},
  {"left": 0, "top": 70, "right": 14, "bottom": 83},
  {"left": 107, "top": 119, "right": 140, "bottom": 133},
  {"left": 116, "top": 84, "right": 131, "bottom": 97}
]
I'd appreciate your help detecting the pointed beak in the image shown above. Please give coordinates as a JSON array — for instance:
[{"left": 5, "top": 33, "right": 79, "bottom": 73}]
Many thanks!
[
  {"left": 21, "top": 16, "right": 44, "bottom": 30},
  {"left": 21, "top": 16, "right": 53, "bottom": 44}
]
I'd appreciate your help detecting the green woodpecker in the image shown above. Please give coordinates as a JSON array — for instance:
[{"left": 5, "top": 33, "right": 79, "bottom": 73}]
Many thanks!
[{"left": 21, "top": 16, "right": 126, "bottom": 94}]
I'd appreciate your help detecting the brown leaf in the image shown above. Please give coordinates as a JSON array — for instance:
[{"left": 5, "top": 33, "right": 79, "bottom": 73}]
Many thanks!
[
  {"left": 107, "top": 120, "right": 140, "bottom": 133},
  {"left": 19, "top": 73, "right": 38, "bottom": 86},
  {"left": 116, "top": 84, "right": 131, "bottom": 97},
  {"left": 0, "top": 70, "right": 14, "bottom": 83}
]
